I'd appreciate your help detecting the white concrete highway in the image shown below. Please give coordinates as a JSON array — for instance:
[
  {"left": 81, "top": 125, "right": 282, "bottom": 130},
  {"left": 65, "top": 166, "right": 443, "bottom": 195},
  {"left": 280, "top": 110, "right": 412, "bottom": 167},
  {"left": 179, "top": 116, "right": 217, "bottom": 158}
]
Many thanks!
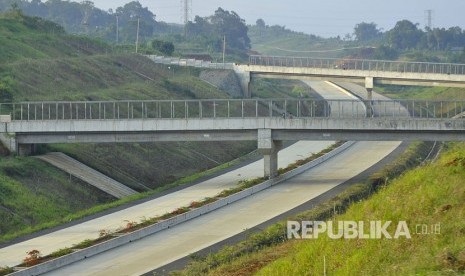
[{"left": 37, "top": 81, "right": 399, "bottom": 276}]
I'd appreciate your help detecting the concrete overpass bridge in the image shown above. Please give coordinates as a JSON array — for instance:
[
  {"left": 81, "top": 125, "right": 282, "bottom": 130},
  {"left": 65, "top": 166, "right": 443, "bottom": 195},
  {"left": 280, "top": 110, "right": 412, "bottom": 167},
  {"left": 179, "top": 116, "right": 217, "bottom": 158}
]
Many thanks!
[
  {"left": 147, "top": 55, "right": 465, "bottom": 99},
  {"left": 1, "top": 98, "right": 465, "bottom": 177}
]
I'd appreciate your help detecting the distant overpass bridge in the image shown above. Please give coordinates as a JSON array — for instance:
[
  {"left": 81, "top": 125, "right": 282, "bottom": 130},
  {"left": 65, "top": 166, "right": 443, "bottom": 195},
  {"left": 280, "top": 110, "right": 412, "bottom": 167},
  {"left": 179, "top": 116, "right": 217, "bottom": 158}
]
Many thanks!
[
  {"left": 147, "top": 55, "right": 465, "bottom": 98},
  {"left": 1, "top": 98, "right": 465, "bottom": 177}
]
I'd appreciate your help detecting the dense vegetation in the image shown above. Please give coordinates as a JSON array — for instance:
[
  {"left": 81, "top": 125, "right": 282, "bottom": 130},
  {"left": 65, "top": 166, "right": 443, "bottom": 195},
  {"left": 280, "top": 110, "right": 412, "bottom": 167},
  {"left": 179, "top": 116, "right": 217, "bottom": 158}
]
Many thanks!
[
  {"left": 1, "top": 0, "right": 176, "bottom": 42},
  {"left": 250, "top": 18, "right": 465, "bottom": 62}
]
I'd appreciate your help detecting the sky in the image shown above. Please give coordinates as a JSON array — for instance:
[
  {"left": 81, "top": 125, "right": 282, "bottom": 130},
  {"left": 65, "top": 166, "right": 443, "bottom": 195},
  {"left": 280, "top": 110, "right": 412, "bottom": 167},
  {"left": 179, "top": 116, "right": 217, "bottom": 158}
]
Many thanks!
[{"left": 89, "top": 0, "right": 465, "bottom": 38}]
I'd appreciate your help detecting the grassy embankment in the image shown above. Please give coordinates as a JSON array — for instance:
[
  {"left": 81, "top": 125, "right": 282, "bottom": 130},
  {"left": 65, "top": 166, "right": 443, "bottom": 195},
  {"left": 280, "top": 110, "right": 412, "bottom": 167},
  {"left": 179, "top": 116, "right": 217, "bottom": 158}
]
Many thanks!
[
  {"left": 248, "top": 25, "right": 352, "bottom": 59},
  {"left": 0, "top": 12, "right": 253, "bottom": 243},
  {"left": 173, "top": 86, "right": 465, "bottom": 275},
  {"left": 0, "top": 12, "right": 312, "bottom": 244}
]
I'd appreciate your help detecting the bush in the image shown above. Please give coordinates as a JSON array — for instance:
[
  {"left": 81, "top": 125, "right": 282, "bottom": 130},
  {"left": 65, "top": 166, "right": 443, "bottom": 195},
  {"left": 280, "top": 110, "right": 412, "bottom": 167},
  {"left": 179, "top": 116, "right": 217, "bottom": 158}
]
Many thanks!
[{"left": 23, "top": 249, "right": 41, "bottom": 267}]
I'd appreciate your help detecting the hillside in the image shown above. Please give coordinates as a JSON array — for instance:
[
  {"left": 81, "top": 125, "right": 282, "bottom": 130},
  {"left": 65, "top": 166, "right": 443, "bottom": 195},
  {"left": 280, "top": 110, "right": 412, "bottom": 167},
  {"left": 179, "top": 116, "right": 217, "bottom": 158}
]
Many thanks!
[
  {"left": 0, "top": 12, "right": 109, "bottom": 64},
  {"left": 0, "top": 13, "right": 259, "bottom": 243},
  {"left": 248, "top": 24, "right": 356, "bottom": 58}
]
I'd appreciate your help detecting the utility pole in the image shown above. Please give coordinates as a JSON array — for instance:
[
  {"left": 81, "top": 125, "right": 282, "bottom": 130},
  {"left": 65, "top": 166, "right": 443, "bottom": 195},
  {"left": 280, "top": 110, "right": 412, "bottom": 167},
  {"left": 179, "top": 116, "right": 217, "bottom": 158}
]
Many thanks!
[
  {"left": 135, "top": 17, "right": 140, "bottom": 53},
  {"left": 116, "top": 15, "right": 119, "bottom": 44},
  {"left": 222, "top": 35, "right": 226, "bottom": 65}
]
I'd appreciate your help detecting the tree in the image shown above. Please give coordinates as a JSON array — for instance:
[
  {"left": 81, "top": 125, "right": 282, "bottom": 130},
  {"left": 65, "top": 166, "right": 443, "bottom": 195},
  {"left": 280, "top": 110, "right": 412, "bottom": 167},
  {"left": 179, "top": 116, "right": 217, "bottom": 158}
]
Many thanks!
[
  {"left": 256, "top": 18, "right": 266, "bottom": 28},
  {"left": 210, "top": 8, "right": 250, "bottom": 50},
  {"left": 353, "top": 22, "right": 381, "bottom": 41},
  {"left": 386, "top": 20, "right": 425, "bottom": 50},
  {"left": 185, "top": 8, "right": 251, "bottom": 52}
]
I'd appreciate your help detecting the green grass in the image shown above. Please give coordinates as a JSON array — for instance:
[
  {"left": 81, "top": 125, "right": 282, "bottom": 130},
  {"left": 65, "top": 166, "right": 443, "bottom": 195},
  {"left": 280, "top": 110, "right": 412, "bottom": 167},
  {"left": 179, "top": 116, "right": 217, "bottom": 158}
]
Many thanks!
[
  {"left": 0, "top": 12, "right": 109, "bottom": 64},
  {"left": 249, "top": 25, "right": 353, "bottom": 59},
  {"left": 251, "top": 78, "right": 315, "bottom": 99},
  {"left": 256, "top": 143, "right": 465, "bottom": 275},
  {"left": 0, "top": 156, "right": 114, "bottom": 242}
]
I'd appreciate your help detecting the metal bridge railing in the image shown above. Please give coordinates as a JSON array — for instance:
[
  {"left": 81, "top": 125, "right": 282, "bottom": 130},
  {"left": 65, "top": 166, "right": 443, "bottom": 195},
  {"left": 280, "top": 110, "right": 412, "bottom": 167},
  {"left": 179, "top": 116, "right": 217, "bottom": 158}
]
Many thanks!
[
  {"left": 146, "top": 55, "right": 235, "bottom": 70},
  {"left": 249, "top": 55, "right": 465, "bottom": 75},
  {"left": 1, "top": 99, "right": 464, "bottom": 121}
]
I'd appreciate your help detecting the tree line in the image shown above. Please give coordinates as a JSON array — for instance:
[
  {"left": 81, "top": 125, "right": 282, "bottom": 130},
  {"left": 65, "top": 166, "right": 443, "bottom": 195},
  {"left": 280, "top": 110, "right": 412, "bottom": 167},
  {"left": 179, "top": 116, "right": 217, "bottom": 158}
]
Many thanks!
[
  {"left": 0, "top": 0, "right": 174, "bottom": 43},
  {"left": 2, "top": 1, "right": 465, "bottom": 61},
  {"left": 354, "top": 21, "right": 465, "bottom": 51}
]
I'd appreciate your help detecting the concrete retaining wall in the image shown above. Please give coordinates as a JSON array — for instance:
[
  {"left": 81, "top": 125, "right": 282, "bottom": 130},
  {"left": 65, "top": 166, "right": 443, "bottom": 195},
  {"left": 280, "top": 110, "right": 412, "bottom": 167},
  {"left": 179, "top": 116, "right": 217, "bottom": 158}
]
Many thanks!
[{"left": 10, "top": 141, "right": 354, "bottom": 276}]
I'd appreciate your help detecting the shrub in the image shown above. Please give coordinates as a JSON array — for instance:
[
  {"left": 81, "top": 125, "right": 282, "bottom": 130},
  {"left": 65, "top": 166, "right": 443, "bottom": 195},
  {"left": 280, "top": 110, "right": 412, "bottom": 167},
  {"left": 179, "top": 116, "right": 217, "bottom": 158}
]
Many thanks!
[{"left": 23, "top": 249, "right": 41, "bottom": 267}]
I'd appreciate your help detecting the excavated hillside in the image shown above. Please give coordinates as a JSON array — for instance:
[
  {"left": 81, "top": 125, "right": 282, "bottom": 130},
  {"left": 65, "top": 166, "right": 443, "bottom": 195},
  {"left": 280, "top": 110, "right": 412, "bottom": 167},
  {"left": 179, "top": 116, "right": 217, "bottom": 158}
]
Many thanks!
[{"left": 0, "top": 12, "right": 256, "bottom": 242}]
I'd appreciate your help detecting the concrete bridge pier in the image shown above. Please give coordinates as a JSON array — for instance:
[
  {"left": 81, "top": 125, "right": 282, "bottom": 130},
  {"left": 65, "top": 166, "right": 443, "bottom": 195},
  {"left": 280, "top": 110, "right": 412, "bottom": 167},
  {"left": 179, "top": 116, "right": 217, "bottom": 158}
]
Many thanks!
[
  {"left": 0, "top": 133, "right": 17, "bottom": 155},
  {"left": 258, "top": 129, "right": 283, "bottom": 179},
  {"left": 365, "top": 77, "right": 374, "bottom": 117},
  {"left": 233, "top": 66, "right": 251, "bottom": 98}
]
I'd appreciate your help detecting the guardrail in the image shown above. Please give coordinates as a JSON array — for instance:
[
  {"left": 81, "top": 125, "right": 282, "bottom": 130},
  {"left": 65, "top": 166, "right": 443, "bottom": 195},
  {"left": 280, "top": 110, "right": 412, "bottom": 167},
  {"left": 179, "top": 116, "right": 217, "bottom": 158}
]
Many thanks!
[
  {"left": 0, "top": 99, "right": 464, "bottom": 121},
  {"left": 249, "top": 55, "right": 465, "bottom": 75}
]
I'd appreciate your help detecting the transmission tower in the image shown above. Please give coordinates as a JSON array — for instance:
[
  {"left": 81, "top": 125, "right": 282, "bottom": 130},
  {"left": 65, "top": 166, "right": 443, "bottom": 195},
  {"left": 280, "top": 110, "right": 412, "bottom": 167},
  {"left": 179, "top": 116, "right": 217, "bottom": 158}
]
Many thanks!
[
  {"left": 181, "top": 0, "right": 192, "bottom": 37},
  {"left": 181, "top": 0, "right": 192, "bottom": 25},
  {"left": 425, "top": 9, "right": 433, "bottom": 29}
]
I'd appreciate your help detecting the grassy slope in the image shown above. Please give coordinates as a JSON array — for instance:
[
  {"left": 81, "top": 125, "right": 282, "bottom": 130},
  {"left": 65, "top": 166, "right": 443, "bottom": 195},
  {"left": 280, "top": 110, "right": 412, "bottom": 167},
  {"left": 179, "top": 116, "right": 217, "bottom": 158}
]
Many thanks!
[
  {"left": 0, "top": 156, "right": 114, "bottom": 241},
  {"left": 0, "top": 13, "right": 256, "bottom": 242},
  {"left": 0, "top": 13, "right": 118, "bottom": 241},
  {"left": 0, "top": 13, "right": 108, "bottom": 64},
  {"left": 248, "top": 25, "right": 353, "bottom": 58}
]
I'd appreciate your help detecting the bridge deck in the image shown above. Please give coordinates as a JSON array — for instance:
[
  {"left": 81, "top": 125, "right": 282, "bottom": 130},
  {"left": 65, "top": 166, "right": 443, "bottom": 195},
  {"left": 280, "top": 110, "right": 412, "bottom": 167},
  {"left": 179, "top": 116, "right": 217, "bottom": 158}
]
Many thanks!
[{"left": 0, "top": 98, "right": 463, "bottom": 145}]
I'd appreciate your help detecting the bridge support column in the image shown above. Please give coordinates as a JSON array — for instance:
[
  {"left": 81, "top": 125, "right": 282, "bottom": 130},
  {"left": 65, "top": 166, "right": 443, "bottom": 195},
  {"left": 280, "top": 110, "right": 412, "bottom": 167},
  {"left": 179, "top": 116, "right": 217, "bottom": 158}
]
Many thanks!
[
  {"left": 0, "top": 132, "right": 16, "bottom": 155},
  {"left": 365, "top": 77, "right": 374, "bottom": 117},
  {"left": 233, "top": 66, "right": 251, "bottom": 98},
  {"left": 258, "top": 129, "right": 282, "bottom": 179}
]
